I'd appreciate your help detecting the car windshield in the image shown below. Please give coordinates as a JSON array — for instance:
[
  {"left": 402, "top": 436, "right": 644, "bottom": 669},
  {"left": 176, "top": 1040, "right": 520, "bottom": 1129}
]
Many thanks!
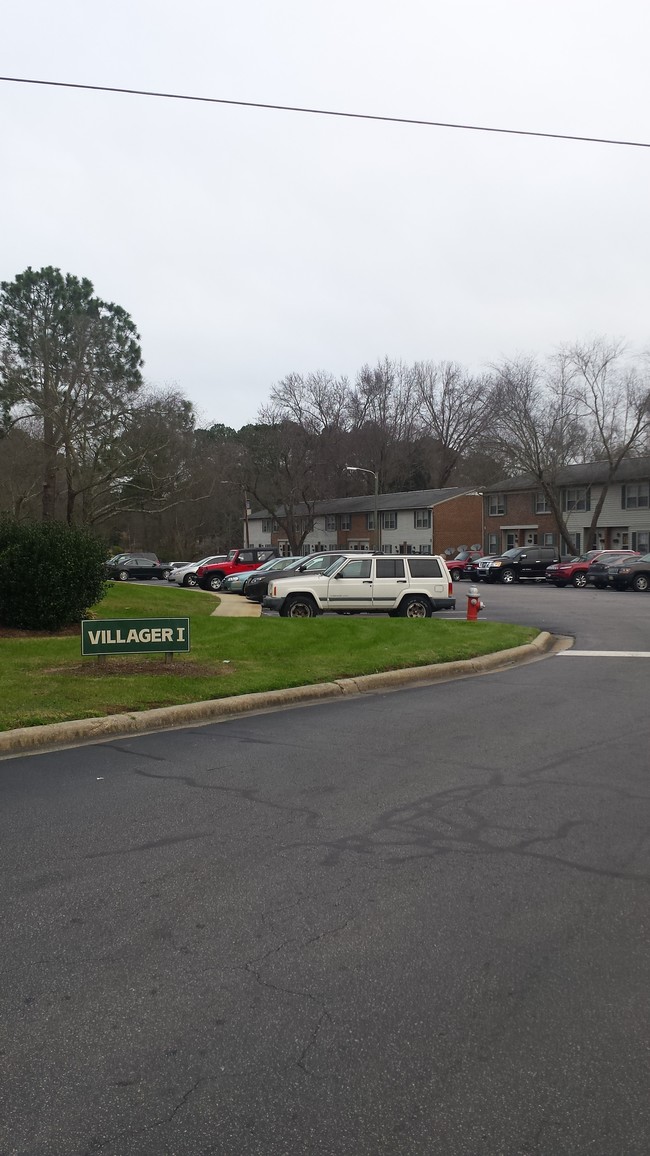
[
  {"left": 268, "top": 557, "right": 301, "bottom": 571},
  {"left": 256, "top": 557, "right": 285, "bottom": 573},
  {"left": 500, "top": 549, "right": 521, "bottom": 558},
  {"left": 451, "top": 551, "right": 470, "bottom": 562},
  {"left": 301, "top": 553, "right": 345, "bottom": 571}
]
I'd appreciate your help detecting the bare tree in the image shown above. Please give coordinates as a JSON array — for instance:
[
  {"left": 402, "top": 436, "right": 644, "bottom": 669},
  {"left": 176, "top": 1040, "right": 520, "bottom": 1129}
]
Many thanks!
[
  {"left": 237, "top": 418, "right": 322, "bottom": 553},
  {"left": 412, "top": 361, "right": 495, "bottom": 487},
  {"left": 562, "top": 338, "right": 650, "bottom": 548},
  {"left": 491, "top": 355, "right": 586, "bottom": 552},
  {"left": 347, "top": 358, "right": 417, "bottom": 492}
]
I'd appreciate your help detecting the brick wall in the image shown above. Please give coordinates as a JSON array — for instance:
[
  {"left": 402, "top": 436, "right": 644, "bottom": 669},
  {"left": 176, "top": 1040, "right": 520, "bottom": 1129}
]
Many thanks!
[
  {"left": 432, "top": 494, "right": 483, "bottom": 555},
  {"left": 484, "top": 491, "right": 558, "bottom": 551}
]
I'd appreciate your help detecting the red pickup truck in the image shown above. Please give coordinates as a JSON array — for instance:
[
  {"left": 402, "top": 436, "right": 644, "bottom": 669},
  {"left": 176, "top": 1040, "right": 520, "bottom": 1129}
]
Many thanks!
[{"left": 196, "top": 548, "right": 279, "bottom": 592}]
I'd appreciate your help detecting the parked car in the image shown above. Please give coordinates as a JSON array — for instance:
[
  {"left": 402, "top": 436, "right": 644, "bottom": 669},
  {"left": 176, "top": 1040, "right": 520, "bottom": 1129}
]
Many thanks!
[
  {"left": 171, "top": 556, "right": 228, "bottom": 587},
  {"left": 446, "top": 550, "right": 485, "bottom": 582},
  {"left": 544, "top": 549, "right": 624, "bottom": 588},
  {"left": 585, "top": 551, "right": 641, "bottom": 588},
  {"left": 197, "top": 548, "right": 279, "bottom": 592},
  {"left": 220, "top": 555, "right": 299, "bottom": 594},
  {"left": 263, "top": 553, "right": 455, "bottom": 618},
  {"left": 485, "top": 546, "right": 563, "bottom": 584},
  {"left": 106, "top": 551, "right": 159, "bottom": 567},
  {"left": 598, "top": 552, "right": 650, "bottom": 592},
  {"left": 105, "top": 557, "right": 173, "bottom": 581},
  {"left": 466, "top": 555, "right": 497, "bottom": 581},
  {"left": 243, "top": 552, "right": 348, "bottom": 602}
]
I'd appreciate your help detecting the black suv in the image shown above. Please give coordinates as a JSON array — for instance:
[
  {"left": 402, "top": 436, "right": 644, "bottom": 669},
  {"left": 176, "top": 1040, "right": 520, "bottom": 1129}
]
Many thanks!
[{"left": 485, "top": 546, "right": 562, "bottom": 583}]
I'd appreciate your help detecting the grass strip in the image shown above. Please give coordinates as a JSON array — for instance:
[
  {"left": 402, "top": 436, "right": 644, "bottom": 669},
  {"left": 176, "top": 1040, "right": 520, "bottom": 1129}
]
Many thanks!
[{"left": 1, "top": 583, "right": 538, "bottom": 731}]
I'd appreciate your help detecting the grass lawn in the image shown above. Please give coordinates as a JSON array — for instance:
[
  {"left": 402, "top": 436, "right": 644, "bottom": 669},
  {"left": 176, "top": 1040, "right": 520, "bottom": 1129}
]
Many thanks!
[{"left": 1, "top": 583, "right": 538, "bottom": 731}]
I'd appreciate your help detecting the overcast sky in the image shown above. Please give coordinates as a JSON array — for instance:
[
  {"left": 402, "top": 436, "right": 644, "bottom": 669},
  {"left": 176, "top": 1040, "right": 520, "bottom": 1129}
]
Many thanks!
[{"left": 3, "top": 1, "right": 649, "bottom": 429}]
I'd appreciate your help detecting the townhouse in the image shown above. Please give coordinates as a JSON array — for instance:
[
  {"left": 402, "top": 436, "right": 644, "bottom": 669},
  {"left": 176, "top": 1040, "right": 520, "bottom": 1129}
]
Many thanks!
[
  {"left": 247, "top": 487, "right": 483, "bottom": 557},
  {"left": 483, "top": 457, "right": 650, "bottom": 556}
]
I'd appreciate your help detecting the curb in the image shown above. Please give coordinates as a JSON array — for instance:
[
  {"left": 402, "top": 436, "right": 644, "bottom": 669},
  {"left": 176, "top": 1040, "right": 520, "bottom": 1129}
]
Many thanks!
[{"left": 0, "top": 632, "right": 562, "bottom": 758}]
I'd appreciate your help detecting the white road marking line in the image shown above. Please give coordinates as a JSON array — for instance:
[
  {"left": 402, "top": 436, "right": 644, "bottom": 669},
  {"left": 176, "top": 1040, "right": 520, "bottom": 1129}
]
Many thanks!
[{"left": 559, "top": 650, "right": 650, "bottom": 657}]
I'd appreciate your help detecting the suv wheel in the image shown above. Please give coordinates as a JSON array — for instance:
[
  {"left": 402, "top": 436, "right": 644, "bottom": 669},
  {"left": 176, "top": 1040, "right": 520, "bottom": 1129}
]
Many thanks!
[
  {"left": 282, "top": 595, "right": 320, "bottom": 618},
  {"left": 632, "top": 573, "right": 649, "bottom": 592},
  {"left": 572, "top": 572, "right": 587, "bottom": 588},
  {"left": 118, "top": 570, "right": 130, "bottom": 582},
  {"left": 398, "top": 595, "right": 432, "bottom": 619},
  {"left": 209, "top": 573, "right": 225, "bottom": 591},
  {"left": 500, "top": 568, "right": 516, "bottom": 584},
  {"left": 450, "top": 568, "right": 462, "bottom": 582}
]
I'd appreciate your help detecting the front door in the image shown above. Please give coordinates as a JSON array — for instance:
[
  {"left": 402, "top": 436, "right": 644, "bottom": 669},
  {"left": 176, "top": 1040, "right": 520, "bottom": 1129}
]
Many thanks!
[{"left": 322, "top": 557, "right": 373, "bottom": 611}]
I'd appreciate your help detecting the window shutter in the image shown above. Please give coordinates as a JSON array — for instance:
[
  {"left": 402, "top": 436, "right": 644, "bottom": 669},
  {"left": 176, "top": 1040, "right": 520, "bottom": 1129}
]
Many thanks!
[
  {"left": 621, "top": 485, "right": 626, "bottom": 509},
  {"left": 586, "top": 487, "right": 591, "bottom": 512}
]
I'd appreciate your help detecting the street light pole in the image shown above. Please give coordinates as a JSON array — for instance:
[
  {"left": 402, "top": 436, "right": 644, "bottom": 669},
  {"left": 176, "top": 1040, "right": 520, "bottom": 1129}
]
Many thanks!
[{"left": 345, "top": 465, "right": 380, "bottom": 552}]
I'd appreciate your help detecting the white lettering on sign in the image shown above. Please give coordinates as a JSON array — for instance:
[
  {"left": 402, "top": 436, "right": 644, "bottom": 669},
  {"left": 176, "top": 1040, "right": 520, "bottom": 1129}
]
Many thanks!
[
  {"left": 162, "top": 628, "right": 173, "bottom": 642},
  {"left": 177, "top": 627, "right": 186, "bottom": 641},
  {"left": 140, "top": 628, "right": 151, "bottom": 642},
  {"left": 88, "top": 630, "right": 101, "bottom": 646},
  {"left": 127, "top": 629, "right": 139, "bottom": 643}
]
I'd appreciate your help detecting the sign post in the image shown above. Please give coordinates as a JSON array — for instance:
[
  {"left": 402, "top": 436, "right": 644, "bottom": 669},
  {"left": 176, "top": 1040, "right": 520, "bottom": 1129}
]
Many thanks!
[{"left": 81, "top": 618, "right": 191, "bottom": 662}]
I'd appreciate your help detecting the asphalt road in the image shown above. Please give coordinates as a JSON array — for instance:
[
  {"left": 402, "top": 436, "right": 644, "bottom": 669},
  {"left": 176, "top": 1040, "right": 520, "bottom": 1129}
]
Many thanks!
[{"left": 1, "top": 584, "right": 649, "bottom": 1155}]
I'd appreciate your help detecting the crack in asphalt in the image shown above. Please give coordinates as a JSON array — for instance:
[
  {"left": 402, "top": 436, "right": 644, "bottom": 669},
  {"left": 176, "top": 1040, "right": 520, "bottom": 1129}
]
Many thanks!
[
  {"left": 85, "top": 1076, "right": 205, "bottom": 1154},
  {"left": 284, "top": 777, "right": 650, "bottom": 884},
  {"left": 128, "top": 765, "right": 322, "bottom": 826}
]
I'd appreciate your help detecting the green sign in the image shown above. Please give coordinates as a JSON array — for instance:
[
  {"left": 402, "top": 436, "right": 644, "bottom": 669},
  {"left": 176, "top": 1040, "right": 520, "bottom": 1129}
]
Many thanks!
[{"left": 81, "top": 618, "right": 190, "bottom": 656}]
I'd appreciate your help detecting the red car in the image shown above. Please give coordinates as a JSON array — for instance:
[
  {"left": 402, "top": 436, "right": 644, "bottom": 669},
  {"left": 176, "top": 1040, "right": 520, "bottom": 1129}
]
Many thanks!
[
  {"left": 196, "top": 547, "right": 279, "bottom": 592},
  {"left": 446, "top": 550, "right": 485, "bottom": 582},
  {"left": 545, "top": 549, "right": 639, "bottom": 588}
]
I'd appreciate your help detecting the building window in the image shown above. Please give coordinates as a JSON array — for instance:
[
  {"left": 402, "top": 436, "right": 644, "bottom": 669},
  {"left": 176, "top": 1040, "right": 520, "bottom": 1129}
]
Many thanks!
[
  {"left": 632, "top": 531, "right": 650, "bottom": 552},
  {"left": 488, "top": 533, "right": 498, "bottom": 553},
  {"left": 623, "top": 482, "right": 650, "bottom": 509},
  {"left": 487, "top": 494, "right": 506, "bottom": 516},
  {"left": 325, "top": 515, "right": 336, "bottom": 533},
  {"left": 382, "top": 511, "right": 397, "bottom": 530},
  {"left": 573, "top": 532, "right": 581, "bottom": 553},
  {"left": 339, "top": 514, "right": 351, "bottom": 531},
  {"left": 543, "top": 533, "right": 556, "bottom": 546},
  {"left": 366, "top": 512, "right": 375, "bottom": 530},
  {"left": 413, "top": 509, "right": 432, "bottom": 529},
  {"left": 535, "top": 492, "right": 552, "bottom": 514},
  {"left": 563, "top": 487, "right": 590, "bottom": 511},
  {"left": 261, "top": 519, "right": 273, "bottom": 534}
]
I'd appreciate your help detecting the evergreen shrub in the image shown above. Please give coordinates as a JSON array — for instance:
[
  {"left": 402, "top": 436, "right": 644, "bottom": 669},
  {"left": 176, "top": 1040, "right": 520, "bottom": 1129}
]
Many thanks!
[{"left": 0, "top": 519, "right": 107, "bottom": 631}]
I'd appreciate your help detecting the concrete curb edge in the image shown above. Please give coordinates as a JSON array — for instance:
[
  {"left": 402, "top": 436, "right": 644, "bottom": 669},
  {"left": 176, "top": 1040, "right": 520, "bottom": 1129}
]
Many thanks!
[{"left": 0, "top": 631, "right": 559, "bottom": 757}]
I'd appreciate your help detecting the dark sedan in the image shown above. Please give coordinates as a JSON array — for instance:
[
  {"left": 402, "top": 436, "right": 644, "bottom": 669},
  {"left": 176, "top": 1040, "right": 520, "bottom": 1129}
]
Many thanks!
[
  {"left": 605, "top": 552, "right": 650, "bottom": 592},
  {"left": 106, "top": 557, "right": 172, "bottom": 581},
  {"left": 244, "top": 551, "right": 349, "bottom": 602},
  {"left": 585, "top": 551, "right": 641, "bottom": 588}
]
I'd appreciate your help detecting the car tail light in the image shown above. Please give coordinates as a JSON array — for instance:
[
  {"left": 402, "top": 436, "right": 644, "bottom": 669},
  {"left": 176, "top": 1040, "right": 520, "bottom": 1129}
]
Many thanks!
[
  {"left": 448, "top": 581, "right": 453, "bottom": 597},
  {"left": 196, "top": 566, "right": 205, "bottom": 576}
]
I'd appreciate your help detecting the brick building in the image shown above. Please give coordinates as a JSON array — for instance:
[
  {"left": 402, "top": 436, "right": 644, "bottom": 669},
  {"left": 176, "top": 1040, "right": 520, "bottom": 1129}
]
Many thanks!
[
  {"left": 247, "top": 488, "right": 483, "bottom": 557},
  {"left": 483, "top": 457, "right": 650, "bottom": 555}
]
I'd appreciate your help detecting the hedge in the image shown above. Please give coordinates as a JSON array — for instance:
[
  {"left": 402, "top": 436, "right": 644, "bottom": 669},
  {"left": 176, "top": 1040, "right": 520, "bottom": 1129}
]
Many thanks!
[{"left": 0, "top": 519, "right": 108, "bottom": 631}]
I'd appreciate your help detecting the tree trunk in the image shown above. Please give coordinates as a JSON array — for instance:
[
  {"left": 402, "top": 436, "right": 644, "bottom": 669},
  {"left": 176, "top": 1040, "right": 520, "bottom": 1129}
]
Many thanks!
[{"left": 41, "top": 411, "right": 58, "bottom": 520}]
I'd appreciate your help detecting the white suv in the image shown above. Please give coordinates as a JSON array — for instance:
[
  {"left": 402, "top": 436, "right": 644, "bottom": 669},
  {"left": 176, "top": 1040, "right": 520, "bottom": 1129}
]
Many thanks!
[{"left": 263, "top": 554, "right": 456, "bottom": 618}]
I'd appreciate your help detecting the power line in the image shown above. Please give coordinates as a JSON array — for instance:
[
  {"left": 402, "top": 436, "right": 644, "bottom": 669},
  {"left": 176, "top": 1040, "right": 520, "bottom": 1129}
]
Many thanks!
[{"left": 1, "top": 74, "right": 649, "bottom": 150}]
